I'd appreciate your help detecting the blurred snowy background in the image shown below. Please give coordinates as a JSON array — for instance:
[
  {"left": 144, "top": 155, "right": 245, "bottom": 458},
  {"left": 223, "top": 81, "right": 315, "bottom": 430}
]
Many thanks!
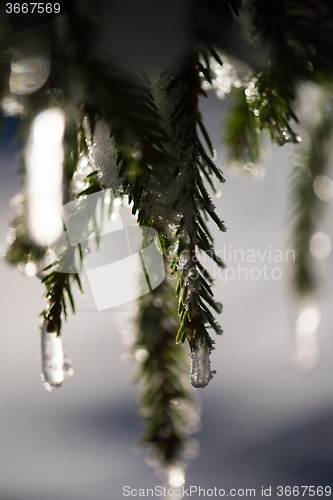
[{"left": 1, "top": 91, "right": 333, "bottom": 499}]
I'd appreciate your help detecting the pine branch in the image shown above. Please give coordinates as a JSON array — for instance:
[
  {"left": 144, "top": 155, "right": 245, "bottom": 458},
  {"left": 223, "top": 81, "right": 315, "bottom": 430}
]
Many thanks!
[
  {"left": 169, "top": 56, "right": 225, "bottom": 357},
  {"left": 247, "top": 0, "right": 333, "bottom": 148},
  {"left": 127, "top": 55, "right": 226, "bottom": 388},
  {"left": 290, "top": 90, "right": 333, "bottom": 296},
  {"left": 4, "top": 211, "right": 46, "bottom": 268},
  {"left": 41, "top": 246, "right": 78, "bottom": 335},
  {"left": 133, "top": 275, "right": 199, "bottom": 468},
  {"left": 40, "top": 121, "right": 103, "bottom": 336},
  {"left": 4, "top": 113, "right": 103, "bottom": 340},
  {"left": 251, "top": 71, "right": 300, "bottom": 146},
  {"left": 224, "top": 87, "right": 261, "bottom": 166}
]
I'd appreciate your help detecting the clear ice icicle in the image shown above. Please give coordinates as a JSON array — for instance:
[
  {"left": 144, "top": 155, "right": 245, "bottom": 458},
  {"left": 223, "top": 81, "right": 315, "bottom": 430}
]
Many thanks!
[
  {"left": 26, "top": 109, "right": 65, "bottom": 247},
  {"left": 41, "top": 324, "right": 73, "bottom": 392},
  {"left": 190, "top": 341, "right": 212, "bottom": 388}
]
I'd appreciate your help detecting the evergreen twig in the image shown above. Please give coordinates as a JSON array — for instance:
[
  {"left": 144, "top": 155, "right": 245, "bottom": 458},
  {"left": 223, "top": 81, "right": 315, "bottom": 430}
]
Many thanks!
[
  {"left": 134, "top": 275, "right": 199, "bottom": 468},
  {"left": 290, "top": 91, "right": 333, "bottom": 295}
]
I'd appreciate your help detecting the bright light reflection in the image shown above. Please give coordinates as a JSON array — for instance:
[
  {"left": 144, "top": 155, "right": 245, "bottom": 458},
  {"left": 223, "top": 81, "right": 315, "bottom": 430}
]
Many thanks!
[
  {"left": 168, "top": 467, "right": 185, "bottom": 488},
  {"left": 24, "top": 261, "right": 37, "bottom": 277},
  {"left": 10, "top": 54, "right": 50, "bottom": 95},
  {"left": 313, "top": 175, "right": 333, "bottom": 202},
  {"left": 294, "top": 305, "right": 320, "bottom": 371},
  {"left": 135, "top": 348, "right": 149, "bottom": 362},
  {"left": 296, "top": 305, "right": 320, "bottom": 336},
  {"left": 309, "top": 232, "right": 332, "bottom": 260},
  {"left": 26, "top": 109, "right": 65, "bottom": 246},
  {"left": 1, "top": 96, "right": 24, "bottom": 116},
  {"left": 244, "top": 162, "right": 259, "bottom": 177},
  {"left": 78, "top": 156, "right": 89, "bottom": 169}
]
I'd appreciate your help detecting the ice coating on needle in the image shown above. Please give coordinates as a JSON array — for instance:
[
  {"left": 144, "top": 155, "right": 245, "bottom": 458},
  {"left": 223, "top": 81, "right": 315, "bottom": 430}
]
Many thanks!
[
  {"left": 190, "top": 342, "right": 212, "bottom": 388},
  {"left": 41, "top": 325, "right": 73, "bottom": 392}
]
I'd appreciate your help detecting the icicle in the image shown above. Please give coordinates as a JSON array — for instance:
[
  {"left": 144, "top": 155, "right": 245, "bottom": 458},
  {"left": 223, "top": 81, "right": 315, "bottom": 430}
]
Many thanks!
[
  {"left": 26, "top": 108, "right": 65, "bottom": 247},
  {"left": 190, "top": 341, "right": 212, "bottom": 388},
  {"left": 41, "top": 323, "right": 73, "bottom": 392}
]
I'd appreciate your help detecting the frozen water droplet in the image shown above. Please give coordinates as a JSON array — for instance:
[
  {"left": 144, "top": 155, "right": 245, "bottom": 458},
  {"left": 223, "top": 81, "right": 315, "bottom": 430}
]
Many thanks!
[
  {"left": 129, "top": 143, "right": 143, "bottom": 160},
  {"left": 41, "top": 324, "right": 73, "bottom": 391},
  {"left": 1, "top": 95, "right": 24, "bottom": 116},
  {"left": 215, "top": 190, "right": 222, "bottom": 198},
  {"left": 280, "top": 129, "right": 292, "bottom": 143},
  {"left": 6, "top": 227, "right": 16, "bottom": 245},
  {"left": 135, "top": 348, "right": 149, "bottom": 362},
  {"left": 153, "top": 297, "right": 163, "bottom": 307},
  {"left": 309, "top": 232, "right": 331, "bottom": 260},
  {"left": 178, "top": 250, "right": 190, "bottom": 270},
  {"left": 313, "top": 175, "right": 333, "bottom": 202},
  {"left": 244, "top": 162, "right": 258, "bottom": 177},
  {"left": 24, "top": 261, "right": 37, "bottom": 277},
  {"left": 78, "top": 156, "right": 89, "bottom": 169},
  {"left": 10, "top": 54, "right": 50, "bottom": 95},
  {"left": 190, "top": 342, "right": 212, "bottom": 388},
  {"left": 202, "top": 80, "right": 211, "bottom": 90},
  {"left": 188, "top": 268, "right": 198, "bottom": 279},
  {"left": 10, "top": 193, "right": 25, "bottom": 210}
]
